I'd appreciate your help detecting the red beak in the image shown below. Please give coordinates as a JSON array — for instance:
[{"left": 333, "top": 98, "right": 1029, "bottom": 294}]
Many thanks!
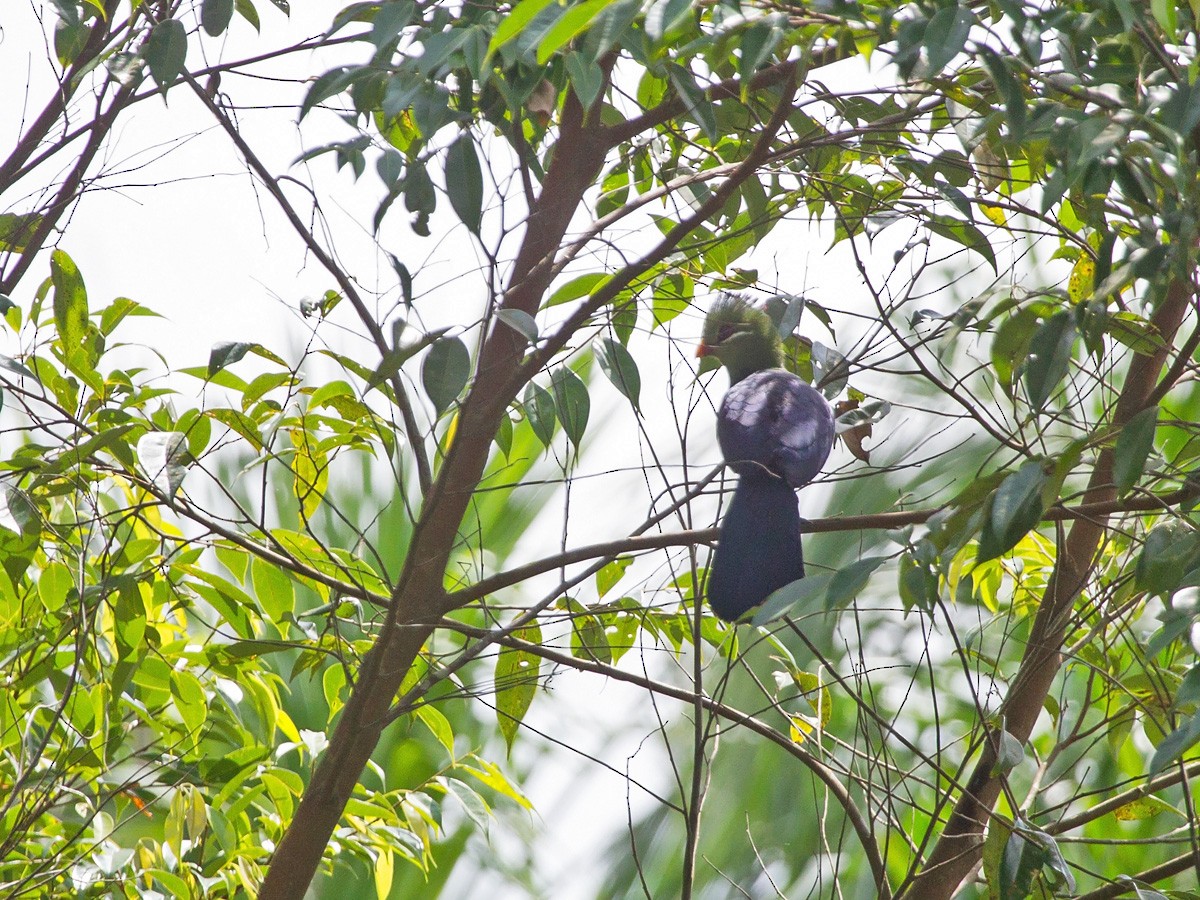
[{"left": 695, "top": 342, "right": 712, "bottom": 358}]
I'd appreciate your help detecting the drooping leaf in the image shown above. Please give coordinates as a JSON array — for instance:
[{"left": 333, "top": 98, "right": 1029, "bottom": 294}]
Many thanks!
[
  {"left": 1113, "top": 405, "right": 1158, "bottom": 496},
  {"left": 50, "top": 249, "right": 87, "bottom": 352},
  {"left": 977, "top": 461, "right": 1046, "bottom": 563},
  {"left": 145, "top": 19, "right": 188, "bottom": 93},
  {"left": 523, "top": 381, "right": 556, "bottom": 447},
  {"left": 595, "top": 337, "right": 640, "bottom": 412},
  {"left": 290, "top": 429, "right": 328, "bottom": 523},
  {"left": 422, "top": 335, "right": 471, "bottom": 416},
  {"left": 752, "top": 573, "right": 833, "bottom": 625},
  {"left": 923, "top": 5, "right": 973, "bottom": 74},
  {"left": 487, "top": 0, "right": 557, "bottom": 58},
  {"left": 368, "top": 326, "right": 450, "bottom": 391},
  {"left": 201, "top": 0, "right": 235, "bottom": 36},
  {"left": 446, "top": 134, "right": 484, "bottom": 235},
  {"left": 550, "top": 367, "right": 590, "bottom": 452},
  {"left": 1136, "top": 524, "right": 1200, "bottom": 597},
  {"left": 494, "top": 623, "right": 541, "bottom": 755},
  {"left": 0, "top": 213, "right": 44, "bottom": 252},
  {"left": 536, "top": 0, "right": 615, "bottom": 64},
  {"left": 1022, "top": 310, "right": 1075, "bottom": 412}
]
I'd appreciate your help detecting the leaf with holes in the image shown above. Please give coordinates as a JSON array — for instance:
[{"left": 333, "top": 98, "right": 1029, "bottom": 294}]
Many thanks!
[
  {"left": 1023, "top": 311, "right": 1075, "bottom": 412},
  {"left": 494, "top": 623, "right": 541, "bottom": 755}
]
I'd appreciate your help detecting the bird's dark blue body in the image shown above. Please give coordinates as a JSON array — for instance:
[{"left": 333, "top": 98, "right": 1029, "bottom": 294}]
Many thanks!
[{"left": 709, "top": 368, "right": 835, "bottom": 621}]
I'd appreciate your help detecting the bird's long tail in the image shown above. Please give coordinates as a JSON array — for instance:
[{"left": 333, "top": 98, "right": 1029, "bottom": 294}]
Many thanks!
[{"left": 707, "top": 472, "right": 804, "bottom": 622}]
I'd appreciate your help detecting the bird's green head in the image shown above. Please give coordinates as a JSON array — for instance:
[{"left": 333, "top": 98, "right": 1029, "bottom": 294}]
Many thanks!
[{"left": 696, "top": 295, "right": 783, "bottom": 383}]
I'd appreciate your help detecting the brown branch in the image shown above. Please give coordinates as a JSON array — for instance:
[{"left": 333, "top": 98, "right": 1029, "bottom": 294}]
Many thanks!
[
  {"left": 258, "top": 64, "right": 618, "bottom": 899},
  {"left": 446, "top": 482, "right": 1200, "bottom": 605},
  {"left": 0, "top": 0, "right": 121, "bottom": 196},
  {"left": 1075, "top": 850, "right": 1200, "bottom": 899},
  {"left": 901, "top": 268, "right": 1196, "bottom": 898}
]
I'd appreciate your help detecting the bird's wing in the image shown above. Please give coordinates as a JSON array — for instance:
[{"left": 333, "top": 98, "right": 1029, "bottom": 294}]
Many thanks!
[{"left": 717, "top": 369, "right": 835, "bottom": 488}]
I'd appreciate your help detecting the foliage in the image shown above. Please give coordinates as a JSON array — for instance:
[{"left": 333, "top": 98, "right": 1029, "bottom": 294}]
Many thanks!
[{"left": 4, "top": 0, "right": 1200, "bottom": 898}]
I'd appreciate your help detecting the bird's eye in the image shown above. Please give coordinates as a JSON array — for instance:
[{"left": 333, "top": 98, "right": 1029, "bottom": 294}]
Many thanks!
[{"left": 716, "top": 323, "right": 736, "bottom": 344}]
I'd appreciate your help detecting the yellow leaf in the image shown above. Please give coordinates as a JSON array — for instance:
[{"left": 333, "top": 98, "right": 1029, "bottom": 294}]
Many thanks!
[
  {"left": 374, "top": 848, "right": 394, "bottom": 900},
  {"left": 982, "top": 204, "right": 1007, "bottom": 226},
  {"left": 290, "top": 428, "right": 328, "bottom": 523},
  {"left": 1068, "top": 255, "right": 1095, "bottom": 303},
  {"left": 1113, "top": 795, "right": 1180, "bottom": 821},
  {"left": 789, "top": 714, "right": 816, "bottom": 744}
]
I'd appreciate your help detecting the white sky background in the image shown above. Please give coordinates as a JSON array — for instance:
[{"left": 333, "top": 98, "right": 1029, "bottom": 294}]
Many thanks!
[{"left": 0, "top": 3, "right": 1031, "bottom": 897}]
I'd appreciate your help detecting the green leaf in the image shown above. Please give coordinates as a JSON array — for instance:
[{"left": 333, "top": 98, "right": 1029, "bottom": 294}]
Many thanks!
[
  {"left": 300, "top": 67, "right": 356, "bottom": 120},
  {"left": 923, "top": 5, "right": 973, "bottom": 74},
  {"left": 977, "top": 461, "right": 1046, "bottom": 563},
  {"left": 738, "top": 21, "right": 782, "bottom": 92},
  {"left": 422, "top": 335, "right": 471, "bottom": 416},
  {"left": 368, "top": 326, "right": 449, "bottom": 391},
  {"left": 1023, "top": 311, "right": 1075, "bottom": 412},
  {"left": 551, "top": 367, "right": 590, "bottom": 452},
  {"left": 208, "top": 341, "right": 254, "bottom": 377},
  {"left": 251, "top": 556, "right": 294, "bottom": 620},
  {"left": 536, "top": 0, "right": 615, "bottom": 64},
  {"left": 1113, "top": 405, "right": 1158, "bottom": 496},
  {"left": 494, "top": 623, "right": 541, "bottom": 755},
  {"left": 403, "top": 161, "right": 436, "bottom": 235},
  {"left": 50, "top": 249, "right": 87, "bottom": 353},
  {"left": 652, "top": 272, "right": 691, "bottom": 329},
  {"left": 523, "top": 381, "right": 556, "bottom": 447},
  {"left": 595, "top": 557, "right": 632, "bottom": 599},
  {"left": 595, "top": 337, "right": 640, "bottom": 412},
  {"left": 443, "top": 777, "right": 492, "bottom": 829},
  {"left": 496, "top": 308, "right": 539, "bottom": 344},
  {"left": 0, "top": 213, "right": 44, "bottom": 252},
  {"left": 54, "top": 10, "right": 88, "bottom": 66},
  {"left": 1149, "top": 711, "right": 1200, "bottom": 776},
  {"left": 415, "top": 705, "right": 455, "bottom": 757},
  {"left": 825, "top": 556, "right": 887, "bottom": 610},
  {"left": 291, "top": 430, "right": 328, "bottom": 522},
  {"left": 752, "top": 572, "right": 833, "bottom": 625},
  {"left": 488, "top": 0, "right": 557, "bottom": 58},
  {"left": 545, "top": 273, "right": 609, "bottom": 308},
  {"left": 235, "top": 0, "right": 260, "bottom": 31},
  {"left": 666, "top": 63, "right": 717, "bottom": 143},
  {"left": 994, "top": 729, "right": 1025, "bottom": 775},
  {"left": 0, "top": 355, "right": 34, "bottom": 379},
  {"left": 565, "top": 51, "right": 603, "bottom": 110},
  {"left": 446, "top": 134, "right": 484, "bottom": 235},
  {"left": 1136, "top": 524, "right": 1200, "bottom": 597},
  {"left": 145, "top": 19, "right": 188, "bottom": 93},
  {"left": 645, "top": 0, "right": 692, "bottom": 41},
  {"left": 202, "top": 0, "right": 235, "bottom": 36},
  {"left": 926, "top": 215, "right": 996, "bottom": 271}
]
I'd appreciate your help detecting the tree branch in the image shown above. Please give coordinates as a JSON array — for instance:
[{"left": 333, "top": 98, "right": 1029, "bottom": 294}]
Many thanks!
[{"left": 901, "top": 267, "right": 1196, "bottom": 898}]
